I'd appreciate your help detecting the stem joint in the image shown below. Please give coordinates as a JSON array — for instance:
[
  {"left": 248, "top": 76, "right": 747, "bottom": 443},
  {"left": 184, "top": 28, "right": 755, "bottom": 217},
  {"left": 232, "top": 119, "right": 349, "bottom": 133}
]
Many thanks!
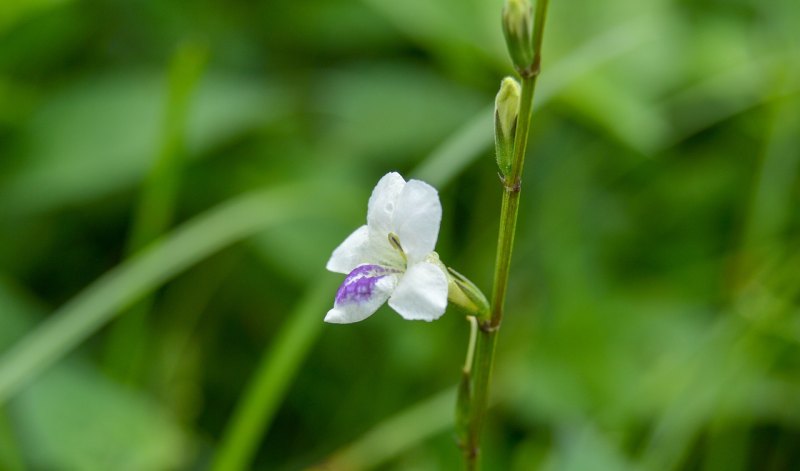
[
  {"left": 503, "top": 176, "right": 521, "bottom": 193},
  {"left": 478, "top": 320, "right": 500, "bottom": 333},
  {"left": 517, "top": 56, "right": 541, "bottom": 79}
]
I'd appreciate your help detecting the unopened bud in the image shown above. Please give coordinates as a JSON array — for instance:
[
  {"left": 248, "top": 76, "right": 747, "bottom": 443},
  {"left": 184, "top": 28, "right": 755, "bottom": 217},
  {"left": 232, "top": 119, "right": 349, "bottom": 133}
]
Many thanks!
[
  {"left": 494, "top": 77, "right": 520, "bottom": 176},
  {"left": 446, "top": 267, "right": 490, "bottom": 320},
  {"left": 502, "top": 0, "right": 535, "bottom": 73}
]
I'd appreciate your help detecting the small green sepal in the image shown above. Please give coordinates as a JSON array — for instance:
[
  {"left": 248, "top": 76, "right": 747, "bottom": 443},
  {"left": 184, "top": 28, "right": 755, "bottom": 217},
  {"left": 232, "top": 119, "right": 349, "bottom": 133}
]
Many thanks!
[{"left": 446, "top": 267, "right": 490, "bottom": 320}]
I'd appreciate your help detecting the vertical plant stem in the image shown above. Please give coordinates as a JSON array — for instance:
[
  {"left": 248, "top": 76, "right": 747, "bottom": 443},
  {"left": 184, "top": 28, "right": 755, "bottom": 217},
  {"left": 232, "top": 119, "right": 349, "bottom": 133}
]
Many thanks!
[
  {"left": 490, "top": 73, "right": 535, "bottom": 324},
  {"left": 0, "top": 407, "right": 24, "bottom": 471},
  {"left": 211, "top": 278, "right": 337, "bottom": 471},
  {"left": 464, "top": 74, "right": 535, "bottom": 469},
  {"left": 103, "top": 42, "right": 207, "bottom": 383},
  {"left": 461, "top": 1, "right": 549, "bottom": 468}
]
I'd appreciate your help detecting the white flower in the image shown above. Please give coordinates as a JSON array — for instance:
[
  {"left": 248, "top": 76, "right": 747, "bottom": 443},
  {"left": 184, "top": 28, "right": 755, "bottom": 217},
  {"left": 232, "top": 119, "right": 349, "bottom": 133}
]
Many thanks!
[{"left": 325, "top": 172, "right": 449, "bottom": 323}]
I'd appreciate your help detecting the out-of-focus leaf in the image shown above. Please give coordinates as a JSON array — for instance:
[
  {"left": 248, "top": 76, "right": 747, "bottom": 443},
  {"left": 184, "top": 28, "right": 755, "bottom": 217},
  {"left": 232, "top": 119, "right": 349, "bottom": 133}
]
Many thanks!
[
  {"left": 0, "top": 71, "right": 287, "bottom": 215},
  {"left": 666, "top": 52, "right": 799, "bottom": 147},
  {"left": 0, "top": 184, "right": 321, "bottom": 403},
  {"left": 0, "top": 3, "right": 86, "bottom": 75},
  {"left": 358, "top": 0, "right": 505, "bottom": 66},
  {"left": 212, "top": 278, "right": 338, "bottom": 471},
  {"left": 0, "top": 0, "right": 72, "bottom": 34},
  {"left": 0, "top": 79, "right": 37, "bottom": 126},
  {"left": 559, "top": 74, "right": 670, "bottom": 155},
  {"left": 317, "top": 388, "right": 456, "bottom": 471},
  {"left": 553, "top": 425, "right": 633, "bottom": 471},
  {"left": 253, "top": 217, "right": 359, "bottom": 284},
  {"left": 315, "top": 63, "right": 483, "bottom": 161},
  {"left": 0, "top": 407, "right": 23, "bottom": 471},
  {"left": 13, "top": 362, "right": 186, "bottom": 471},
  {"left": 0, "top": 281, "right": 188, "bottom": 471}
]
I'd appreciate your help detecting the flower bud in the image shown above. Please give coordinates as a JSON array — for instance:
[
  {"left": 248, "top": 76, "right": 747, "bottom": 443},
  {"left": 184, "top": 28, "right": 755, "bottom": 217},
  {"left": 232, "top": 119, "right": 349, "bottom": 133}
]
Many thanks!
[
  {"left": 446, "top": 267, "right": 490, "bottom": 320},
  {"left": 494, "top": 77, "right": 520, "bottom": 176},
  {"left": 502, "top": 0, "right": 535, "bottom": 73}
]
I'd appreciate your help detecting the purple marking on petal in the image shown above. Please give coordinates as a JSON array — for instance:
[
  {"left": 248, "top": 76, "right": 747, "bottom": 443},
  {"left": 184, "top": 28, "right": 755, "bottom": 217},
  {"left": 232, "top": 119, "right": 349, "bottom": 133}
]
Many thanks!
[{"left": 335, "top": 264, "right": 395, "bottom": 305}]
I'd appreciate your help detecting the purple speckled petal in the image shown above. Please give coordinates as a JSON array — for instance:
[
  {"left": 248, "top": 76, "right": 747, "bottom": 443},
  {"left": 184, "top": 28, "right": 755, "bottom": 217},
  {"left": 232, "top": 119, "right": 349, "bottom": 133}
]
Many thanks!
[{"left": 325, "top": 265, "right": 398, "bottom": 324}]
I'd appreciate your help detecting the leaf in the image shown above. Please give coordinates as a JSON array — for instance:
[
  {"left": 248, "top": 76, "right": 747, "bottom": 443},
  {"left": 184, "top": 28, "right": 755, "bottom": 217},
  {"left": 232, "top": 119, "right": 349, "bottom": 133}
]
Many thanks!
[
  {"left": 0, "top": 0, "right": 73, "bottom": 34},
  {"left": 554, "top": 424, "right": 634, "bottom": 471},
  {"left": 212, "top": 278, "right": 338, "bottom": 471},
  {"left": 0, "top": 281, "right": 188, "bottom": 471},
  {"left": 0, "top": 184, "right": 317, "bottom": 403},
  {"left": 12, "top": 361, "right": 187, "bottom": 471},
  {"left": 0, "top": 71, "right": 287, "bottom": 215},
  {"left": 315, "top": 63, "right": 483, "bottom": 161}
]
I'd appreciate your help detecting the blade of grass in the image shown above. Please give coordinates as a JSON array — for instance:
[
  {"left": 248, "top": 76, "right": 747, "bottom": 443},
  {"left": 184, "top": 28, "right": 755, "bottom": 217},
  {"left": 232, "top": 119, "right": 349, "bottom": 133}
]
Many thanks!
[
  {"left": 314, "top": 387, "right": 457, "bottom": 471},
  {"left": 738, "top": 88, "right": 800, "bottom": 277},
  {"left": 0, "top": 184, "right": 317, "bottom": 404},
  {"left": 0, "top": 407, "right": 24, "bottom": 471},
  {"left": 662, "top": 52, "right": 800, "bottom": 150},
  {"left": 637, "top": 248, "right": 800, "bottom": 470},
  {"left": 153, "top": 252, "right": 240, "bottom": 411},
  {"left": 211, "top": 278, "right": 338, "bottom": 471},
  {"left": 104, "top": 41, "right": 208, "bottom": 383},
  {"left": 313, "top": 381, "right": 507, "bottom": 471}
]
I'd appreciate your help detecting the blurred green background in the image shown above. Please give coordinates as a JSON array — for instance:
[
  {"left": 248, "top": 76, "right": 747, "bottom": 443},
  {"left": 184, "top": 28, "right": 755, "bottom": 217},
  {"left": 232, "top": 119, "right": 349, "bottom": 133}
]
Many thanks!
[{"left": 1, "top": 0, "right": 799, "bottom": 469}]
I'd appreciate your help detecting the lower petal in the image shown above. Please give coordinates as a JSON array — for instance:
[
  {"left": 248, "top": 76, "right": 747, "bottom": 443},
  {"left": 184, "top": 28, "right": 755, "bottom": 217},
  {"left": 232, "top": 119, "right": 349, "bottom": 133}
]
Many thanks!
[
  {"left": 325, "top": 265, "right": 398, "bottom": 324},
  {"left": 388, "top": 261, "right": 448, "bottom": 321}
]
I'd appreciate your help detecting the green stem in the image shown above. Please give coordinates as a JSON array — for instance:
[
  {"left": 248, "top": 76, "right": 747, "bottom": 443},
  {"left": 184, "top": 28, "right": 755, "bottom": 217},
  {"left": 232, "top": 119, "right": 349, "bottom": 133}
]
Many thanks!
[
  {"left": 320, "top": 388, "right": 457, "bottom": 470},
  {"left": 0, "top": 185, "right": 309, "bottom": 404},
  {"left": 491, "top": 73, "right": 535, "bottom": 325},
  {"left": 464, "top": 73, "right": 537, "bottom": 470},
  {"left": 460, "top": 72, "right": 537, "bottom": 470},
  {"left": 0, "top": 407, "right": 24, "bottom": 471},
  {"left": 211, "top": 279, "right": 335, "bottom": 471},
  {"left": 461, "top": 1, "right": 549, "bottom": 467},
  {"left": 103, "top": 42, "right": 207, "bottom": 383},
  {"left": 461, "top": 327, "right": 497, "bottom": 470}
]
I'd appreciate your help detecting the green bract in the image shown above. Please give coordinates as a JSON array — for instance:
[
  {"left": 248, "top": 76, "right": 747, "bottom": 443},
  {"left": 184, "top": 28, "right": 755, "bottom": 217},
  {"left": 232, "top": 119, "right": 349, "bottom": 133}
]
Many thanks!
[
  {"left": 502, "top": 0, "right": 535, "bottom": 73},
  {"left": 494, "top": 77, "right": 521, "bottom": 177}
]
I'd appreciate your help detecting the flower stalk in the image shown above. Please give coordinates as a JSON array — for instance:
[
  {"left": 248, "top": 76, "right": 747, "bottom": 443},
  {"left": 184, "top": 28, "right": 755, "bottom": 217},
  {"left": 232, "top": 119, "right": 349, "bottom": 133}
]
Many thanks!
[{"left": 457, "top": 0, "right": 550, "bottom": 468}]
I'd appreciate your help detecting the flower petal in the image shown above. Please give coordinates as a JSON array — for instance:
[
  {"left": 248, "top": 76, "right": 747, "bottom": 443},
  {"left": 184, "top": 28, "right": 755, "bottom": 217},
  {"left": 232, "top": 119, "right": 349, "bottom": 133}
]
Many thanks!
[
  {"left": 367, "top": 172, "right": 406, "bottom": 237},
  {"left": 326, "top": 225, "right": 371, "bottom": 274},
  {"left": 388, "top": 261, "right": 448, "bottom": 321},
  {"left": 325, "top": 265, "right": 398, "bottom": 324},
  {"left": 392, "top": 179, "right": 442, "bottom": 262}
]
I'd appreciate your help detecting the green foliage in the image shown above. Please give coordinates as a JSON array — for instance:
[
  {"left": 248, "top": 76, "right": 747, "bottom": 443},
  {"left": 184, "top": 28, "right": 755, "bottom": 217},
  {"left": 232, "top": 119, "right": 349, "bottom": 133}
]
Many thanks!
[
  {"left": 0, "top": 0, "right": 799, "bottom": 469},
  {"left": 0, "top": 282, "right": 187, "bottom": 470}
]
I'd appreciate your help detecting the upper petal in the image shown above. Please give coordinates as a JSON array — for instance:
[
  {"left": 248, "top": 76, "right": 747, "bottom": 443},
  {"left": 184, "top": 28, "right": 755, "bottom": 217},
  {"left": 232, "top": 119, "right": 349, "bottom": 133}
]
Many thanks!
[
  {"left": 367, "top": 172, "right": 406, "bottom": 237},
  {"left": 391, "top": 179, "right": 442, "bottom": 262},
  {"left": 326, "top": 225, "right": 371, "bottom": 274},
  {"left": 325, "top": 264, "right": 398, "bottom": 324},
  {"left": 388, "top": 261, "right": 448, "bottom": 321}
]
